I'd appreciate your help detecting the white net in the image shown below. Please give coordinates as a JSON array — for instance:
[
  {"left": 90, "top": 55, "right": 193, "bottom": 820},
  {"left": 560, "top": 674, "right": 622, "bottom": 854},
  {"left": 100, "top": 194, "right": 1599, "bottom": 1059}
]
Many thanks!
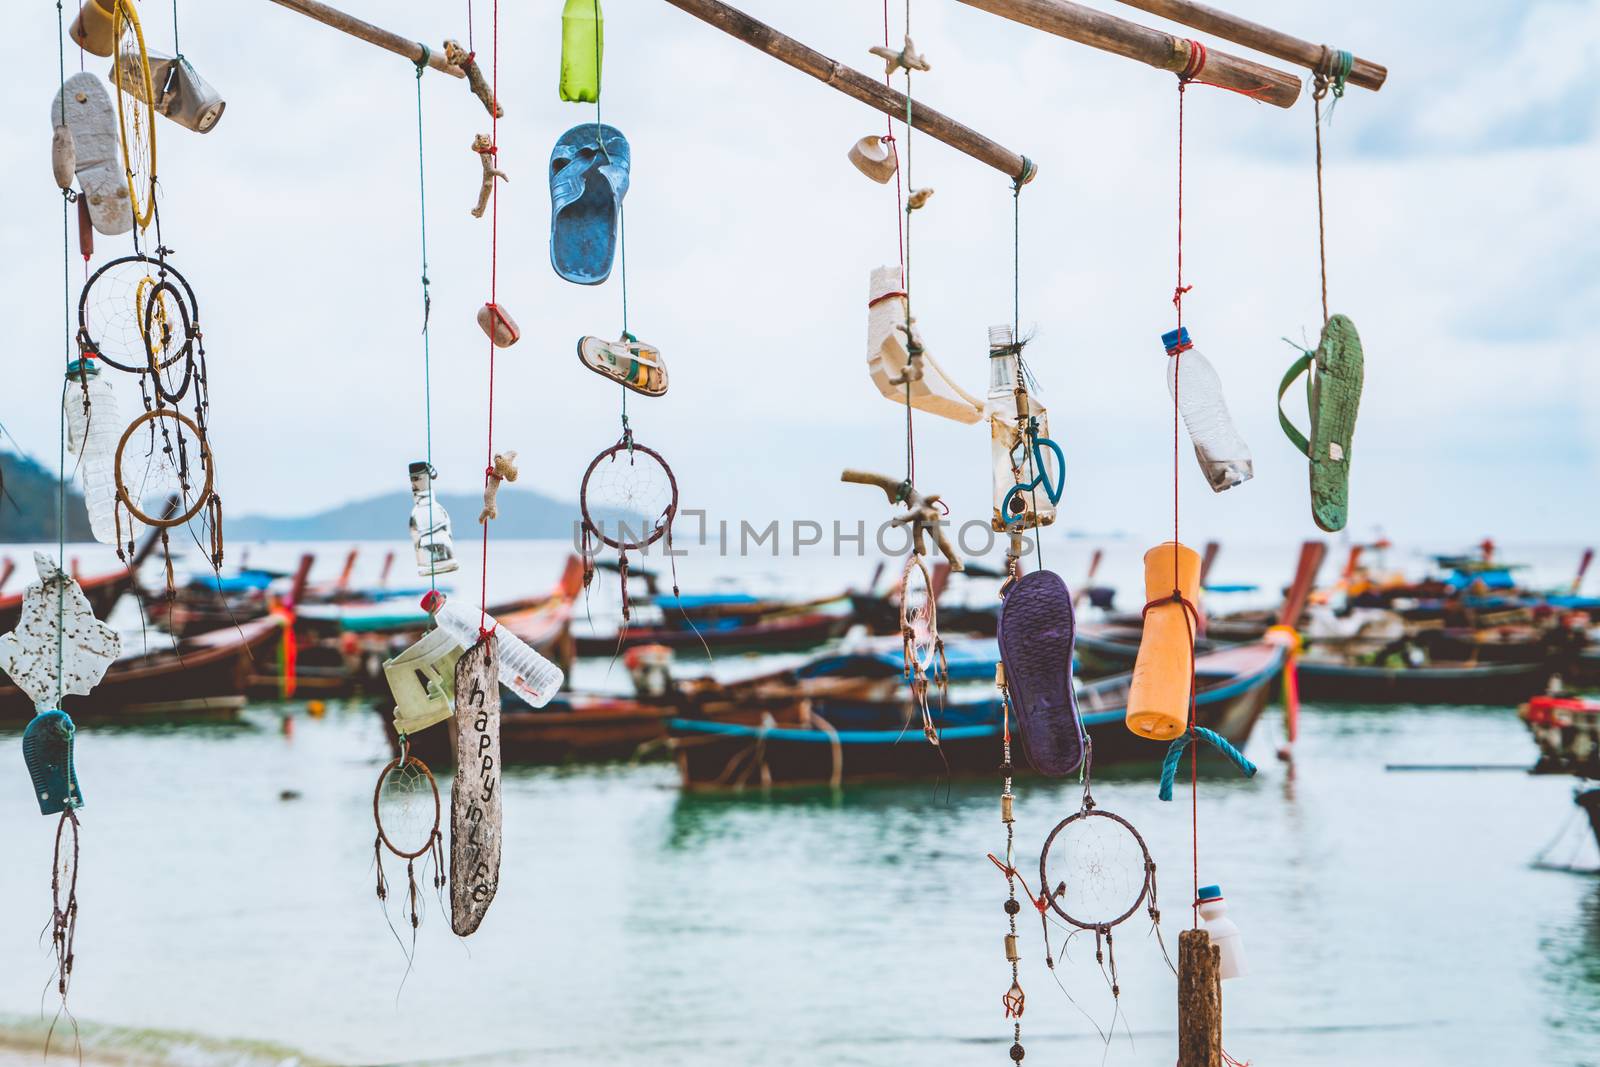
[
  {"left": 1041, "top": 812, "right": 1151, "bottom": 929},
  {"left": 581, "top": 443, "right": 676, "bottom": 550}
]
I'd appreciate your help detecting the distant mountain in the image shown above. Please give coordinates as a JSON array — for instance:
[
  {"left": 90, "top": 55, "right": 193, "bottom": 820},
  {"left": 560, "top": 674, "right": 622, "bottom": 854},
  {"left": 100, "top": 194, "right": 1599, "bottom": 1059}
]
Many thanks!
[
  {"left": 227, "top": 487, "right": 605, "bottom": 543},
  {"left": 0, "top": 451, "right": 92, "bottom": 542}
]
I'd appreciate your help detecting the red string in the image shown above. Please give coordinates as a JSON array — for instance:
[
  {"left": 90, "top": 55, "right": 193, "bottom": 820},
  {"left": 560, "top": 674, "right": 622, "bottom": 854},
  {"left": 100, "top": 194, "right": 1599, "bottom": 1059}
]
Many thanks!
[
  {"left": 478, "top": 0, "right": 499, "bottom": 638},
  {"left": 882, "top": 0, "right": 905, "bottom": 286}
]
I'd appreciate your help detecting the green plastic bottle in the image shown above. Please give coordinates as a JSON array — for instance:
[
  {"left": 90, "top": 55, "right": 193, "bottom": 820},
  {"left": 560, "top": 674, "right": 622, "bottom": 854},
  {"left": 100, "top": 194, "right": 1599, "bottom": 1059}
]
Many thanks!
[{"left": 560, "top": 0, "right": 603, "bottom": 103}]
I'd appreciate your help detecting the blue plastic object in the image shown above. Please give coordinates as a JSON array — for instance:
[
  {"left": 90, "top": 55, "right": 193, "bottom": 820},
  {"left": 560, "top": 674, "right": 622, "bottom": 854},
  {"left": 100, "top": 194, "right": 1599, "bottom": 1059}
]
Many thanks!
[
  {"left": 1197, "top": 884, "right": 1222, "bottom": 901},
  {"left": 1162, "top": 326, "right": 1191, "bottom": 352},
  {"left": 998, "top": 426, "right": 1066, "bottom": 525},
  {"left": 1157, "top": 725, "right": 1256, "bottom": 801},
  {"left": 549, "top": 123, "right": 630, "bottom": 285},
  {"left": 22, "top": 709, "right": 83, "bottom": 815}
]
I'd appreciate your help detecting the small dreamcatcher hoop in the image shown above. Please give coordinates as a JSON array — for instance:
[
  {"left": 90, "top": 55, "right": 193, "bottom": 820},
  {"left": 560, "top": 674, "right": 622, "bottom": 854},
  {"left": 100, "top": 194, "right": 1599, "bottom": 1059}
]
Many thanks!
[
  {"left": 578, "top": 434, "right": 679, "bottom": 621},
  {"left": 372, "top": 751, "right": 446, "bottom": 931},
  {"left": 899, "top": 553, "right": 948, "bottom": 744},
  {"left": 113, "top": 408, "right": 214, "bottom": 528},
  {"left": 110, "top": 0, "right": 157, "bottom": 232},
  {"left": 1035, "top": 772, "right": 1165, "bottom": 1001},
  {"left": 79, "top": 254, "right": 199, "bottom": 374}
]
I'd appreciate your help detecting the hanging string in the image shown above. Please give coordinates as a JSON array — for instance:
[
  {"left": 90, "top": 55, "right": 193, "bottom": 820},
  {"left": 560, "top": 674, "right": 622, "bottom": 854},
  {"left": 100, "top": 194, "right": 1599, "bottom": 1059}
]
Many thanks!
[
  {"left": 880, "top": 0, "right": 905, "bottom": 283},
  {"left": 1172, "top": 65, "right": 1199, "bottom": 928},
  {"left": 589, "top": 0, "right": 632, "bottom": 438},
  {"left": 477, "top": 0, "right": 500, "bottom": 637},
  {"left": 1311, "top": 48, "right": 1350, "bottom": 328},
  {"left": 55, "top": 0, "right": 70, "bottom": 707},
  {"left": 170, "top": 0, "right": 180, "bottom": 55},
  {"left": 414, "top": 46, "right": 437, "bottom": 595},
  {"left": 900, "top": 0, "right": 916, "bottom": 493}
]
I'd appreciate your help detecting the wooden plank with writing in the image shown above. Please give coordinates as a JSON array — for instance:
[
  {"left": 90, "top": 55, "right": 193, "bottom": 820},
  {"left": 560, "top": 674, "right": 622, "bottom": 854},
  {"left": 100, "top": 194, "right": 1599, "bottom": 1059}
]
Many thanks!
[{"left": 450, "top": 636, "right": 502, "bottom": 936}]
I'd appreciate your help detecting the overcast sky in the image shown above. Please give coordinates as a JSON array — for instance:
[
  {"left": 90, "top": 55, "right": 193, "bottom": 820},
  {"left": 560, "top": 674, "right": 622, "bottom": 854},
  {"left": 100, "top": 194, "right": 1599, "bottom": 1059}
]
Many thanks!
[{"left": 3, "top": 0, "right": 1595, "bottom": 551}]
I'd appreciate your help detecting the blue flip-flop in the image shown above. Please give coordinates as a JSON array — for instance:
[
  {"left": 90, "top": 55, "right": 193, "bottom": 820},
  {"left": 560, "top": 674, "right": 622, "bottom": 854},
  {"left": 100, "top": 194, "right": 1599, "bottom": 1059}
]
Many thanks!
[
  {"left": 549, "top": 123, "right": 630, "bottom": 285},
  {"left": 997, "top": 569, "right": 1086, "bottom": 777},
  {"left": 22, "top": 709, "right": 83, "bottom": 815}
]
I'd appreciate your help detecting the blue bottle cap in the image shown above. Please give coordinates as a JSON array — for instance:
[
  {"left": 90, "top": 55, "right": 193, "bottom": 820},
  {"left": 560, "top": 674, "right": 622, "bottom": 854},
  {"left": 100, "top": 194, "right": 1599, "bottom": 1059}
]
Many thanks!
[
  {"left": 1161, "top": 327, "right": 1191, "bottom": 352},
  {"left": 1197, "top": 884, "right": 1223, "bottom": 901}
]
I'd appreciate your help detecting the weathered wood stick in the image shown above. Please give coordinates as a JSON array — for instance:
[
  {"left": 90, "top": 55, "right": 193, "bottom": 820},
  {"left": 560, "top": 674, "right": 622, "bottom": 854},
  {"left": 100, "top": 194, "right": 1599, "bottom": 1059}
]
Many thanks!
[
  {"left": 1110, "top": 0, "right": 1386, "bottom": 90},
  {"left": 450, "top": 637, "right": 502, "bottom": 937},
  {"left": 264, "top": 0, "right": 465, "bottom": 78},
  {"left": 658, "top": 0, "right": 1036, "bottom": 185},
  {"left": 1178, "top": 928, "right": 1222, "bottom": 1067},
  {"left": 957, "top": 0, "right": 1301, "bottom": 109}
]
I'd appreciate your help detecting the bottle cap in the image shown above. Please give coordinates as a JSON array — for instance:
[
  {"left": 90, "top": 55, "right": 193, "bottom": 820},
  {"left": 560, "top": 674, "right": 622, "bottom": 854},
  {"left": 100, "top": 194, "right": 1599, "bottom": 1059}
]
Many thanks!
[
  {"left": 1161, "top": 327, "right": 1191, "bottom": 353},
  {"left": 64, "top": 357, "right": 99, "bottom": 378},
  {"left": 1197, "top": 884, "right": 1223, "bottom": 902},
  {"left": 408, "top": 461, "right": 434, "bottom": 476},
  {"left": 420, "top": 590, "right": 445, "bottom": 614}
]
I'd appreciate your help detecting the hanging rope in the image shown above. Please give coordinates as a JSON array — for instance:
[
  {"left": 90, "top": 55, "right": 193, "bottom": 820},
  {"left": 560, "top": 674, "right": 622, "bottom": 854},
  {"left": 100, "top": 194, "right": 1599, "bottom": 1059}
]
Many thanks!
[
  {"left": 477, "top": 0, "right": 500, "bottom": 637},
  {"left": 1171, "top": 67, "right": 1197, "bottom": 927},
  {"left": 899, "top": 0, "right": 917, "bottom": 494},
  {"left": 1311, "top": 48, "right": 1352, "bottom": 327},
  {"left": 55, "top": 0, "right": 70, "bottom": 708},
  {"left": 414, "top": 46, "right": 438, "bottom": 596}
]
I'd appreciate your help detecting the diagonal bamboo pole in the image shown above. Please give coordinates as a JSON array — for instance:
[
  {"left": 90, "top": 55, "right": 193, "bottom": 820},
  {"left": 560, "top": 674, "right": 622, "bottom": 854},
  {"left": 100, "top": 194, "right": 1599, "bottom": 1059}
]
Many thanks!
[
  {"left": 957, "top": 0, "right": 1301, "bottom": 108},
  {"left": 1109, "top": 0, "right": 1386, "bottom": 91},
  {"left": 265, "top": 0, "right": 464, "bottom": 78},
  {"left": 659, "top": 0, "right": 1036, "bottom": 184}
]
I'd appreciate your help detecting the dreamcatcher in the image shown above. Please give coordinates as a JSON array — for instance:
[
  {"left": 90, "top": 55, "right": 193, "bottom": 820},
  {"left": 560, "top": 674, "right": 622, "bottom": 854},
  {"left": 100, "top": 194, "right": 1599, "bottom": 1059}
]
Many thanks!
[
  {"left": 578, "top": 430, "right": 679, "bottom": 622},
  {"left": 372, "top": 744, "right": 447, "bottom": 939},
  {"left": 109, "top": 0, "right": 157, "bottom": 232},
  {"left": 898, "top": 552, "right": 947, "bottom": 744},
  {"left": 76, "top": 250, "right": 222, "bottom": 590}
]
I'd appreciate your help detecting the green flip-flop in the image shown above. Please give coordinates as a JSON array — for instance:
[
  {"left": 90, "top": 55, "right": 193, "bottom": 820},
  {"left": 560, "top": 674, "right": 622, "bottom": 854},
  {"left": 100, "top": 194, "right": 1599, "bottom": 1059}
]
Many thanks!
[{"left": 1278, "top": 314, "right": 1364, "bottom": 532}]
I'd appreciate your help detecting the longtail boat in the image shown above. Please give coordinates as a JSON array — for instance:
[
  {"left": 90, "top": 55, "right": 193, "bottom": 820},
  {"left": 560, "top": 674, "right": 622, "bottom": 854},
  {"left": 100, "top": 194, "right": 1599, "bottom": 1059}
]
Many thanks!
[
  {"left": 1520, "top": 692, "right": 1600, "bottom": 857},
  {"left": 0, "top": 518, "right": 167, "bottom": 632},
  {"left": 0, "top": 615, "right": 283, "bottom": 722},
  {"left": 574, "top": 598, "right": 853, "bottom": 657},
  {"left": 667, "top": 642, "right": 1284, "bottom": 789}
]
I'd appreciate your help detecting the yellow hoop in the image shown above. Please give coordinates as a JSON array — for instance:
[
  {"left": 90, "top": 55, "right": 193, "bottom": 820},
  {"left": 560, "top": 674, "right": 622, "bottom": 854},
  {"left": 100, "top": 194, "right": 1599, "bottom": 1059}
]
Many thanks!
[
  {"left": 111, "top": 0, "right": 157, "bottom": 231},
  {"left": 113, "top": 408, "right": 214, "bottom": 528}
]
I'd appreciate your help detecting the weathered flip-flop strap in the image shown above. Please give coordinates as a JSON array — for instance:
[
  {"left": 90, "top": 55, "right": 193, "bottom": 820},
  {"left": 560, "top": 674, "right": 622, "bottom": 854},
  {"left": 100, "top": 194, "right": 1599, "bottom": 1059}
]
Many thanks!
[{"left": 1277, "top": 351, "right": 1316, "bottom": 458}]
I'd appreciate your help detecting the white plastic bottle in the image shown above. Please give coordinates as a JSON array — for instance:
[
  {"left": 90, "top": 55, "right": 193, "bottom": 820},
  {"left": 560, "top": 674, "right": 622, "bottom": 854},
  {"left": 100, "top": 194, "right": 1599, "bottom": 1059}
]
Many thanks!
[
  {"left": 63, "top": 357, "right": 129, "bottom": 546},
  {"left": 1196, "top": 884, "right": 1247, "bottom": 980},
  {"left": 1162, "top": 328, "right": 1253, "bottom": 493},
  {"left": 420, "top": 590, "right": 564, "bottom": 708},
  {"left": 987, "top": 325, "right": 1057, "bottom": 532},
  {"left": 408, "top": 461, "right": 459, "bottom": 576}
]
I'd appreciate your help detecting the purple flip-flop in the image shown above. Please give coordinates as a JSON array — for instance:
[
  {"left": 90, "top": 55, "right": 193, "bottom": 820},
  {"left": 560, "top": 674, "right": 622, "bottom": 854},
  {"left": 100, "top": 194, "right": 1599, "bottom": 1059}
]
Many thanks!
[{"left": 998, "top": 569, "right": 1086, "bottom": 777}]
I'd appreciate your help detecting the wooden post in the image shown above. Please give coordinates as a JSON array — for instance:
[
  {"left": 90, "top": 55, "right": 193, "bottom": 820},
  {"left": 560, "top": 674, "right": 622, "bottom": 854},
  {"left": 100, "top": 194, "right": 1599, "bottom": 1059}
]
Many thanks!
[
  {"left": 1276, "top": 540, "right": 1327, "bottom": 628},
  {"left": 450, "top": 636, "right": 503, "bottom": 937},
  {"left": 1178, "top": 928, "right": 1222, "bottom": 1067},
  {"left": 956, "top": 0, "right": 1301, "bottom": 109},
  {"left": 658, "top": 0, "right": 1036, "bottom": 184},
  {"left": 1109, "top": 0, "right": 1386, "bottom": 90},
  {"left": 264, "top": 0, "right": 465, "bottom": 78}
]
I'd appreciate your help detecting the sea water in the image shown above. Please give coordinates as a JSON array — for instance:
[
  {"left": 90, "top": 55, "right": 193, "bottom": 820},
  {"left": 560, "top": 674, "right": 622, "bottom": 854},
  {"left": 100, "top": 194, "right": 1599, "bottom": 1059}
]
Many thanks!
[{"left": 0, "top": 539, "right": 1595, "bottom": 1066}]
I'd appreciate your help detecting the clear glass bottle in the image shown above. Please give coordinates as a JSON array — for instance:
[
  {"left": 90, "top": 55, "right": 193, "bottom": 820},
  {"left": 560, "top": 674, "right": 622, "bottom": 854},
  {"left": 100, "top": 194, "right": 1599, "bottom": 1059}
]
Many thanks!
[
  {"left": 421, "top": 590, "right": 564, "bottom": 708},
  {"left": 63, "top": 357, "right": 126, "bottom": 546},
  {"left": 1163, "top": 328, "right": 1253, "bottom": 492},
  {"left": 987, "top": 325, "right": 1057, "bottom": 532},
  {"left": 408, "top": 461, "right": 459, "bottom": 576}
]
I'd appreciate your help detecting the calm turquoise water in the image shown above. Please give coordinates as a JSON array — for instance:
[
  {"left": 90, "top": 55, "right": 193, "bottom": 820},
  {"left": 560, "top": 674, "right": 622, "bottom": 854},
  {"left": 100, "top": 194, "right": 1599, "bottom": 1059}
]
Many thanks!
[
  {"left": 2, "top": 538, "right": 1598, "bottom": 1064},
  {"left": 0, "top": 697, "right": 1596, "bottom": 1066}
]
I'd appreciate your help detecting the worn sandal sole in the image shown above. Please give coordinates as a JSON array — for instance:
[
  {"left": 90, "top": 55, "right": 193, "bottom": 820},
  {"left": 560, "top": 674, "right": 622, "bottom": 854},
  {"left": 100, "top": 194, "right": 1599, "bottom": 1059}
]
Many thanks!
[
  {"left": 577, "top": 335, "right": 668, "bottom": 398},
  {"left": 997, "top": 569, "right": 1086, "bottom": 777},
  {"left": 1279, "top": 314, "right": 1363, "bottom": 532}
]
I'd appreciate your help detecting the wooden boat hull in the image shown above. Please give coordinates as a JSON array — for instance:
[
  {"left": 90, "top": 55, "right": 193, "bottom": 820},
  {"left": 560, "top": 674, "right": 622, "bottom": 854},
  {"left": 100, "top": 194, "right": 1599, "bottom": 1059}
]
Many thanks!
[
  {"left": 1296, "top": 657, "right": 1550, "bottom": 706},
  {"left": 388, "top": 693, "right": 676, "bottom": 767},
  {"left": 670, "top": 643, "right": 1284, "bottom": 789},
  {"left": 575, "top": 610, "right": 851, "bottom": 657},
  {"left": 0, "top": 616, "right": 283, "bottom": 722},
  {"left": 0, "top": 566, "right": 133, "bottom": 633}
]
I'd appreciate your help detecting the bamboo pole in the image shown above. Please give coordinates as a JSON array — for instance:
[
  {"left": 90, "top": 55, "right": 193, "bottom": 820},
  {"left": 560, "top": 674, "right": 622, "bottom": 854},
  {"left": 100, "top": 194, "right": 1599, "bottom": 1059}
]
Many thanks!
[
  {"left": 659, "top": 0, "right": 1036, "bottom": 184},
  {"left": 1110, "top": 0, "right": 1386, "bottom": 91},
  {"left": 1178, "top": 929, "right": 1223, "bottom": 1067},
  {"left": 956, "top": 0, "right": 1301, "bottom": 109},
  {"left": 265, "top": 0, "right": 464, "bottom": 78}
]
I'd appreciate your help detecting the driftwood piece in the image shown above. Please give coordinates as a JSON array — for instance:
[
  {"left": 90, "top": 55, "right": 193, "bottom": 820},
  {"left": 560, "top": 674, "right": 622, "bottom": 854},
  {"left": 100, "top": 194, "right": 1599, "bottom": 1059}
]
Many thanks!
[
  {"left": 479, "top": 451, "right": 519, "bottom": 524},
  {"left": 450, "top": 637, "right": 502, "bottom": 937},
  {"left": 957, "top": 0, "right": 1301, "bottom": 108},
  {"left": 868, "top": 34, "right": 930, "bottom": 77},
  {"left": 471, "top": 134, "right": 507, "bottom": 218},
  {"left": 659, "top": 0, "right": 1035, "bottom": 184},
  {"left": 444, "top": 40, "right": 503, "bottom": 117},
  {"left": 1178, "top": 928, "right": 1222, "bottom": 1067},
  {"left": 841, "top": 469, "right": 964, "bottom": 572},
  {"left": 1111, "top": 0, "right": 1386, "bottom": 90},
  {"left": 264, "top": 0, "right": 464, "bottom": 78}
]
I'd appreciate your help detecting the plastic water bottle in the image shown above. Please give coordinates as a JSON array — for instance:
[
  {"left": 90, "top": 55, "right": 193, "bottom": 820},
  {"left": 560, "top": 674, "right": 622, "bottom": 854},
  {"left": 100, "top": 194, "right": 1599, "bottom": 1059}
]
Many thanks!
[
  {"left": 408, "top": 462, "right": 459, "bottom": 577},
  {"left": 420, "top": 590, "right": 564, "bottom": 708},
  {"left": 1196, "top": 884, "right": 1248, "bottom": 980},
  {"left": 63, "top": 358, "right": 128, "bottom": 546},
  {"left": 1162, "top": 328, "right": 1253, "bottom": 493},
  {"left": 559, "top": 0, "right": 603, "bottom": 103},
  {"left": 987, "top": 325, "right": 1057, "bottom": 531}
]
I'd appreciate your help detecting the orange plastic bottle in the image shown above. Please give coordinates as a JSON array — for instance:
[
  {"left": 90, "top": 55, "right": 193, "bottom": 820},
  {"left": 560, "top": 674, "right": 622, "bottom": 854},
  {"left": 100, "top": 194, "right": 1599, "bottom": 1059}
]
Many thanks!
[{"left": 1125, "top": 541, "right": 1202, "bottom": 740}]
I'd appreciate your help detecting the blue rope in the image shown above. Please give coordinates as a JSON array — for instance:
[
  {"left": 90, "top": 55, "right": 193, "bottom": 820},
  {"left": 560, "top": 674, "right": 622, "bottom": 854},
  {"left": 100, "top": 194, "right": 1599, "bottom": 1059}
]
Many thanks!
[
  {"left": 55, "top": 0, "right": 69, "bottom": 710},
  {"left": 1157, "top": 726, "right": 1256, "bottom": 801}
]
